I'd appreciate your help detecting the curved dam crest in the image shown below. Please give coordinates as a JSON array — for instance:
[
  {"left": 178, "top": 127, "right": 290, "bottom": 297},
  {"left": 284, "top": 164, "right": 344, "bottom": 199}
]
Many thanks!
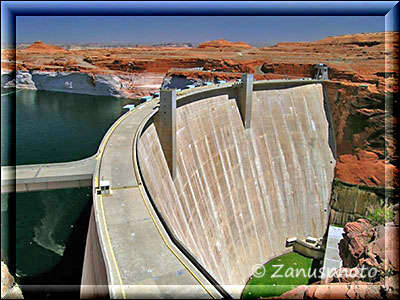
[{"left": 137, "top": 84, "right": 336, "bottom": 288}]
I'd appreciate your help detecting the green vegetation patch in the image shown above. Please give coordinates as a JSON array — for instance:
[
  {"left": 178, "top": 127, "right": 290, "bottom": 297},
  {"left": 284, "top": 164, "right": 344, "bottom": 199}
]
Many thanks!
[
  {"left": 366, "top": 199, "right": 395, "bottom": 225},
  {"left": 242, "top": 252, "right": 320, "bottom": 299}
]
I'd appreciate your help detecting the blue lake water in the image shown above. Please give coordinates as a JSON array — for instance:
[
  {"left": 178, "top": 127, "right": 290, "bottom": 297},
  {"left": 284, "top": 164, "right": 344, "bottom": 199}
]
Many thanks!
[{"left": 1, "top": 88, "right": 138, "bottom": 297}]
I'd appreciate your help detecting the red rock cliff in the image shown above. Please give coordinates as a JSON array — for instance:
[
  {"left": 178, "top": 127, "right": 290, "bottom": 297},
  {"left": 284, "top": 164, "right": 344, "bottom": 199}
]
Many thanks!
[{"left": 2, "top": 32, "right": 398, "bottom": 189}]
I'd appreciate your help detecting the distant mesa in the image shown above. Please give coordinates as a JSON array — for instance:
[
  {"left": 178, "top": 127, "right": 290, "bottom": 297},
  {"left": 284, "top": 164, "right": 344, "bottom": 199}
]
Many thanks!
[
  {"left": 197, "top": 38, "right": 252, "bottom": 49},
  {"left": 25, "top": 41, "right": 68, "bottom": 53}
]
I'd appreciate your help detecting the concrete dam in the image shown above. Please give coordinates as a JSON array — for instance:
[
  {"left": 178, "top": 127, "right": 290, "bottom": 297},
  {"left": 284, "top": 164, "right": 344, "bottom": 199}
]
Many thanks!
[
  {"left": 5, "top": 77, "right": 335, "bottom": 297},
  {"left": 136, "top": 80, "right": 336, "bottom": 294}
]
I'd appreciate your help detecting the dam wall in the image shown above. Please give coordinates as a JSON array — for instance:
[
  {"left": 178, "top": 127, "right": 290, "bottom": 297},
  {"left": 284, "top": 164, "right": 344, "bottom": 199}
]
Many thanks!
[{"left": 137, "top": 83, "right": 336, "bottom": 288}]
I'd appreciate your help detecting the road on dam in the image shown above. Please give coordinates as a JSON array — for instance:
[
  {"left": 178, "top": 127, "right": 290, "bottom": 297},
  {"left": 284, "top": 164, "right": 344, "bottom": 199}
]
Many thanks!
[{"left": 82, "top": 90, "right": 223, "bottom": 299}]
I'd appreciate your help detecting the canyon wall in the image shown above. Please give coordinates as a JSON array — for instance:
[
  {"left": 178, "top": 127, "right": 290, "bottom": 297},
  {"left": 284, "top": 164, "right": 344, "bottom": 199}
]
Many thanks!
[
  {"left": 322, "top": 81, "right": 396, "bottom": 189},
  {"left": 137, "top": 84, "right": 335, "bottom": 288},
  {"left": 329, "top": 180, "right": 389, "bottom": 226},
  {"left": 1, "top": 71, "right": 126, "bottom": 97},
  {"left": 277, "top": 215, "right": 399, "bottom": 299},
  {"left": 2, "top": 32, "right": 396, "bottom": 234},
  {"left": 1, "top": 71, "right": 164, "bottom": 98},
  {"left": 31, "top": 71, "right": 123, "bottom": 96},
  {"left": 1, "top": 261, "right": 24, "bottom": 299}
]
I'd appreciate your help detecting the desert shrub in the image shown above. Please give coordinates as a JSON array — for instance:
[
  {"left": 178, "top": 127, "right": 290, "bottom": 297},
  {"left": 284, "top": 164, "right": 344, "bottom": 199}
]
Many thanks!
[{"left": 366, "top": 200, "right": 395, "bottom": 225}]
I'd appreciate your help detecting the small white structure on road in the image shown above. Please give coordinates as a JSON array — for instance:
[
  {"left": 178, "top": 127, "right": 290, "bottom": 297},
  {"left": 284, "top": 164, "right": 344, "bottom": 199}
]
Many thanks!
[
  {"left": 123, "top": 104, "right": 135, "bottom": 113},
  {"left": 99, "top": 180, "right": 111, "bottom": 195}
]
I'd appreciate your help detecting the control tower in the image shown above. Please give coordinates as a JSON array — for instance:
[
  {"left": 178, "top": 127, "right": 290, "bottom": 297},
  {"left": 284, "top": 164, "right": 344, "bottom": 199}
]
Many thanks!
[{"left": 315, "top": 63, "right": 329, "bottom": 80}]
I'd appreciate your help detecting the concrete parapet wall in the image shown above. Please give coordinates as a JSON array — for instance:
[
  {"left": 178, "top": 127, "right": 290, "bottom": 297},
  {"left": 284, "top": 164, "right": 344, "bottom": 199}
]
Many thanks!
[
  {"left": 80, "top": 207, "right": 109, "bottom": 299},
  {"left": 137, "top": 83, "right": 336, "bottom": 288}
]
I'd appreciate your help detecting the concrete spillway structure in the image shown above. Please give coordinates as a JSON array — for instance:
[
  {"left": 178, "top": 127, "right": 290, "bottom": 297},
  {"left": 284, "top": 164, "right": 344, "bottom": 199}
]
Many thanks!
[{"left": 137, "top": 83, "right": 336, "bottom": 291}]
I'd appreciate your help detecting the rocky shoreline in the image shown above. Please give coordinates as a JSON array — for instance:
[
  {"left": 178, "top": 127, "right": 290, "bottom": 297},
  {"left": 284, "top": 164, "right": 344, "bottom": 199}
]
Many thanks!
[
  {"left": 1, "top": 261, "right": 24, "bottom": 299},
  {"left": 272, "top": 205, "right": 399, "bottom": 299},
  {"left": 2, "top": 70, "right": 126, "bottom": 98}
]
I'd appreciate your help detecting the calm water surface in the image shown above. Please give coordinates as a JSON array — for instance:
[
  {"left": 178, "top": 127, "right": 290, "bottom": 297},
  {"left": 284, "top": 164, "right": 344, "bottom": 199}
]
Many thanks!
[
  {"left": 2, "top": 89, "right": 136, "bottom": 165},
  {"left": 1, "top": 88, "right": 138, "bottom": 297}
]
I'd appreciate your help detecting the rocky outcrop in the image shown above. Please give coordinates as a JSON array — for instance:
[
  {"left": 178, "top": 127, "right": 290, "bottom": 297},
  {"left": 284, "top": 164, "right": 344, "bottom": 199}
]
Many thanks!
[
  {"left": 328, "top": 179, "right": 394, "bottom": 226},
  {"left": 338, "top": 218, "right": 399, "bottom": 277},
  {"left": 23, "top": 40, "right": 68, "bottom": 53},
  {"left": 272, "top": 283, "right": 383, "bottom": 299},
  {"left": 31, "top": 71, "right": 123, "bottom": 96},
  {"left": 261, "top": 63, "right": 315, "bottom": 78},
  {"left": 1, "top": 70, "right": 127, "bottom": 97},
  {"left": 1, "top": 261, "right": 23, "bottom": 299},
  {"left": 161, "top": 75, "right": 200, "bottom": 90},
  {"left": 323, "top": 80, "right": 397, "bottom": 189},
  {"left": 197, "top": 38, "right": 252, "bottom": 49},
  {"left": 273, "top": 215, "right": 399, "bottom": 299},
  {"left": 162, "top": 70, "right": 272, "bottom": 89},
  {"left": 1, "top": 32, "right": 397, "bottom": 187},
  {"left": 16, "top": 72, "right": 36, "bottom": 90}
]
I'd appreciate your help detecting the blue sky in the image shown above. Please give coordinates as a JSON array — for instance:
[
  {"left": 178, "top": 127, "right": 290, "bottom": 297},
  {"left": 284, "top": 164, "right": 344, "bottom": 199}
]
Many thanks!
[{"left": 16, "top": 16, "right": 386, "bottom": 45}]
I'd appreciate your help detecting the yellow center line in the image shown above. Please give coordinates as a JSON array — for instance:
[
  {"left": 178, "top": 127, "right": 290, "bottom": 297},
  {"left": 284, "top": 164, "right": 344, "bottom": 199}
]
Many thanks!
[
  {"left": 96, "top": 96, "right": 216, "bottom": 298},
  {"left": 94, "top": 99, "right": 159, "bottom": 298},
  {"left": 96, "top": 99, "right": 158, "bottom": 160},
  {"left": 135, "top": 183, "right": 217, "bottom": 299},
  {"left": 110, "top": 185, "right": 136, "bottom": 190},
  {"left": 132, "top": 110, "right": 217, "bottom": 299},
  {"left": 98, "top": 194, "right": 127, "bottom": 299}
]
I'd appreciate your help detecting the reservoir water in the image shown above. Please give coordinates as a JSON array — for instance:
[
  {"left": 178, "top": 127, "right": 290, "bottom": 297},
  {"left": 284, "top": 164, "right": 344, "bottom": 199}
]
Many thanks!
[{"left": 1, "top": 88, "right": 138, "bottom": 298}]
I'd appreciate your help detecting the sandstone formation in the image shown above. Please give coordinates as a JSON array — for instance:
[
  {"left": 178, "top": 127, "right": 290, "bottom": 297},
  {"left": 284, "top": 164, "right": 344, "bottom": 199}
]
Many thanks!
[
  {"left": 2, "top": 33, "right": 397, "bottom": 297},
  {"left": 1, "top": 33, "right": 396, "bottom": 189},
  {"left": 197, "top": 38, "right": 252, "bottom": 49},
  {"left": 1, "top": 261, "right": 24, "bottom": 299},
  {"left": 338, "top": 218, "right": 399, "bottom": 276},
  {"left": 30, "top": 71, "right": 124, "bottom": 97},
  {"left": 23, "top": 41, "right": 68, "bottom": 53},
  {"left": 1, "top": 70, "right": 15, "bottom": 87},
  {"left": 274, "top": 215, "right": 399, "bottom": 299},
  {"left": 15, "top": 72, "right": 36, "bottom": 90},
  {"left": 272, "top": 283, "right": 383, "bottom": 299},
  {"left": 328, "top": 179, "right": 391, "bottom": 226}
]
